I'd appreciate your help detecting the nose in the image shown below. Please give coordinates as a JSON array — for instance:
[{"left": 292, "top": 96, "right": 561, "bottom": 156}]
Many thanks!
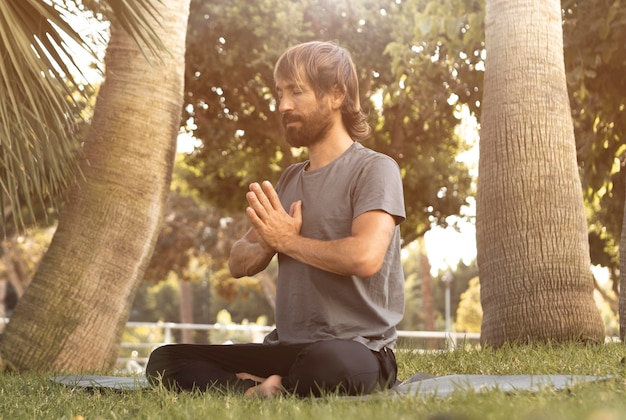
[{"left": 278, "top": 94, "right": 293, "bottom": 114}]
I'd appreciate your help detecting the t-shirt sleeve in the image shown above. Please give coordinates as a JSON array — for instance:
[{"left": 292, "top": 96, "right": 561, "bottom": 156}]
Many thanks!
[{"left": 352, "top": 155, "right": 406, "bottom": 225}]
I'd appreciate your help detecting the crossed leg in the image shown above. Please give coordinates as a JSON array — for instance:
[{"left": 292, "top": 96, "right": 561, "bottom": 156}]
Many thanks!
[{"left": 146, "top": 339, "right": 395, "bottom": 398}]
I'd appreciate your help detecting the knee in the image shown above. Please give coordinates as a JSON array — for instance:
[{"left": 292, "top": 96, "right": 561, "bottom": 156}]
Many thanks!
[
  {"left": 145, "top": 345, "right": 175, "bottom": 385},
  {"left": 289, "top": 340, "right": 379, "bottom": 396}
]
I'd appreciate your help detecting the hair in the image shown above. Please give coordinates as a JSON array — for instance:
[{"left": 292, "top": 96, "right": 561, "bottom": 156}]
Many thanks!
[{"left": 274, "top": 41, "right": 371, "bottom": 141}]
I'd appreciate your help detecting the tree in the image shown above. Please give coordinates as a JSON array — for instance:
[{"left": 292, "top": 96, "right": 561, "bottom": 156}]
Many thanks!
[
  {"left": 562, "top": 0, "right": 626, "bottom": 288},
  {"left": 0, "top": 0, "right": 90, "bottom": 229},
  {"left": 619, "top": 185, "right": 626, "bottom": 342},
  {"left": 432, "top": 260, "right": 477, "bottom": 326},
  {"left": 404, "top": 0, "right": 625, "bottom": 292},
  {"left": 456, "top": 277, "right": 481, "bottom": 333},
  {"left": 181, "top": 0, "right": 476, "bottom": 243},
  {"left": 0, "top": 0, "right": 190, "bottom": 372},
  {"left": 476, "top": 0, "right": 604, "bottom": 346}
]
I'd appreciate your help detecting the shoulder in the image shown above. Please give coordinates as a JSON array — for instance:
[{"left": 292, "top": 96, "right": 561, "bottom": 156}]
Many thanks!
[
  {"left": 349, "top": 143, "right": 401, "bottom": 176},
  {"left": 276, "top": 161, "right": 307, "bottom": 190},
  {"left": 282, "top": 161, "right": 308, "bottom": 176},
  {"left": 352, "top": 142, "right": 399, "bottom": 165}
]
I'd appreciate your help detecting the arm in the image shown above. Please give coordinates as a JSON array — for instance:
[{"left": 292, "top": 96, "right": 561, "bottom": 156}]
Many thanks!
[
  {"left": 279, "top": 210, "right": 396, "bottom": 277},
  {"left": 228, "top": 227, "right": 276, "bottom": 278},
  {"left": 246, "top": 181, "right": 397, "bottom": 278}
]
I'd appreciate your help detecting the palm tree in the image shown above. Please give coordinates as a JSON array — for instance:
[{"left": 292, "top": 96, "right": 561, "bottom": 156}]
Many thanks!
[
  {"left": 619, "top": 194, "right": 626, "bottom": 342},
  {"left": 476, "top": 0, "right": 604, "bottom": 346},
  {"left": 0, "top": 0, "right": 190, "bottom": 372},
  {"left": 1, "top": 0, "right": 88, "bottom": 231}
]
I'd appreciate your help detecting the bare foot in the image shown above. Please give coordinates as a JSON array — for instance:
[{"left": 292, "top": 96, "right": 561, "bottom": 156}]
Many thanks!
[
  {"left": 235, "top": 372, "right": 266, "bottom": 383},
  {"left": 243, "top": 374, "right": 283, "bottom": 398}
]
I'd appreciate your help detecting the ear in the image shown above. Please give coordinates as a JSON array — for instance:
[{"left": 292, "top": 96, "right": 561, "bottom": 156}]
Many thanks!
[{"left": 330, "top": 84, "right": 346, "bottom": 110}]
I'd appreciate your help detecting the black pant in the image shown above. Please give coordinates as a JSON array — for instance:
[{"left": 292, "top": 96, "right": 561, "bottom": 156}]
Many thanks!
[{"left": 145, "top": 339, "right": 397, "bottom": 397}]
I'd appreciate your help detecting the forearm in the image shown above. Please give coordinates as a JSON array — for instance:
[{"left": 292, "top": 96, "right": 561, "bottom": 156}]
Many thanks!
[
  {"left": 243, "top": 181, "right": 397, "bottom": 278},
  {"left": 229, "top": 237, "right": 276, "bottom": 278},
  {"left": 276, "top": 235, "right": 384, "bottom": 278}
]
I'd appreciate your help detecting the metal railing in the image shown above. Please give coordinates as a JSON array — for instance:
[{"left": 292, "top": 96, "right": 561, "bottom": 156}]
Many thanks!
[
  {"left": 0, "top": 317, "right": 481, "bottom": 373},
  {"left": 116, "top": 321, "right": 481, "bottom": 373},
  {"left": 5, "top": 317, "right": 620, "bottom": 375}
]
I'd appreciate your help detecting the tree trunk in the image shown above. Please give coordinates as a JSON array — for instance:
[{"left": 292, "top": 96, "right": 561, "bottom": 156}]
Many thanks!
[
  {"left": 0, "top": 280, "right": 6, "bottom": 322},
  {"left": 0, "top": 0, "right": 190, "bottom": 372},
  {"left": 477, "top": 0, "right": 604, "bottom": 347},
  {"left": 179, "top": 280, "right": 194, "bottom": 343},
  {"left": 418, "top": 238, "right": 434, "bottom": 328},
  {"left": 418, "top": 237, "right": 436, "bottom": 348},
  {"left": 619, "top": 175, "right": 626, "bottom": 342}
]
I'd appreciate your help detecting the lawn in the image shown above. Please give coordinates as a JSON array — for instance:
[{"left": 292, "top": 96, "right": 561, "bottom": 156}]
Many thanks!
[{"left": 1, "top": 342, "right": 625, "bottom": 420}]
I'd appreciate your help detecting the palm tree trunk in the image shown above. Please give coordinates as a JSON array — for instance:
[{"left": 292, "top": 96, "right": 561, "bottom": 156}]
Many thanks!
[
  {"left": 477, "top": 0, "right": 604, "bottom": 347},
  {"left": 179, "top": 280, "right": 194, "bottom": 343},
  {"left": 619, "top": 182, "right": 626, "bottom": 342},
  {"left": 0, "top": 0, "right": 190, "bottom": 372}
]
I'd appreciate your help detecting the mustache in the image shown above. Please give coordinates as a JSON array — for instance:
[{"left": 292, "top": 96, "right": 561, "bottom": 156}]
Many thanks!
[{"left": 282, "top": 113, "right": 302, "bottom": 125}]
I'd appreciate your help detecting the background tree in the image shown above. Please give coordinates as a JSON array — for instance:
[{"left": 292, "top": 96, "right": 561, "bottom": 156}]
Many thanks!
[
  {"left": 456, "top": 277, "right": 482, "bottom": 332},
  {"left": 0, "top": 0, "right": 191, "bottom": 372},
  {"left": 181, "top": 0, "right": 477, "bottom": 243},
  {"left": 619, "top": 185, "right": 626, "bottom": 341},
  {"left": 432, "top": 260, "right": 477, "bottom": 327},
  {"left": 562, "top": 0, "right": 626, "bottom": 291},
  {"left": 476, "top": 0, "right": 604, "bottom": 346},
  {"left": 0, "top": 0, "right": 93, "bottom": 229},
  {"left": 139, "top": 176, "right": 273, "bottom": 338},
  {"left": 3, "top": 0, "right": 622, "bottom": 359},
  {"left": 406, "top": 0, "right": 624, "bottom": 298}
]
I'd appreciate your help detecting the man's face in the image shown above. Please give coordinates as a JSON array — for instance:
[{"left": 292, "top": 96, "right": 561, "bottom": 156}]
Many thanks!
[{"left": 276, "top": 77, "right": 334, "bottom": 148}]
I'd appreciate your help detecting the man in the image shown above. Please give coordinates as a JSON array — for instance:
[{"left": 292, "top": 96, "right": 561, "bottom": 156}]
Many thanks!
[{"left": 146, "top": 41, "right": 405, "bottom": 398}]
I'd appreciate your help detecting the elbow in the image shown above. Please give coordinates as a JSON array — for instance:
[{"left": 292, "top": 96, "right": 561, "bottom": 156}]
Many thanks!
[
  {"left": 229, "top": 259, "right": 245, "bottom": 278},
  {"left": 352, "top": 253, "right": 385, "bottom": 278},
  {"left": 228, "top": 248, "right": 250, "bottom": 278},
  {"left": 228, "top": 240, "right": 250, "bottom": 278}
]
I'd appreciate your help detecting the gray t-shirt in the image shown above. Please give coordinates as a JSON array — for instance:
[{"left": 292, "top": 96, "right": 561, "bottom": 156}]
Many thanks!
[{"left": 263, "top": 142, "right": 406, "bottom": 351}]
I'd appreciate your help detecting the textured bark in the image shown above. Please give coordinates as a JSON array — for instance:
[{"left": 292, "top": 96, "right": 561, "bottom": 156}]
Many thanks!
[
  {"left": 0, "top": 0, "right": 190, "bottom": 372},
  {"left": 477, "top": 0, "right": 604, "bottom": 347}
]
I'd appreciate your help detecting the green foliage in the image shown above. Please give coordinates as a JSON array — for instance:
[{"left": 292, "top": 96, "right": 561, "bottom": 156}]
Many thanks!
[
  {"left": 81, "top": 0, "right": 167, "bottom": 59},
  {"left": 182, "top": 0, "right": 477, "bottom": 241},
  {"left": 130, "top": 270, "right": 274, "bottom": 336},
  {"left": 131, "top": 273, "right": 182, "bottom": 323},
  {"left": 209, "top": 309, "right": 269, "bottom": 344},
  {"left": 0, "top": 0, "right": 93, "bottom": 230},
  {"left": 456, "top": 276, "right": 482, "bottom": 332},
  {"left": 120, "top": 325, "right": 164, "bottom": 359},
  {"left": 400, "top": 239, "right": 478, "bottom": 332},
  {"left": 0, "top": 0, "right": 170, "bottom": 231},
  {"left": 563, "top": 0, "right": 626, "bottom": 280},
  {"left": 431, "top": 259, "right": 477, "bottom": 324}
]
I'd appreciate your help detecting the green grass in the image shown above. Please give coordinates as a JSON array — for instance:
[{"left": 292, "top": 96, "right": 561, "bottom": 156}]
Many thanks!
[{"left": 2, "top": 342, "right": 626, "bottom": 420}]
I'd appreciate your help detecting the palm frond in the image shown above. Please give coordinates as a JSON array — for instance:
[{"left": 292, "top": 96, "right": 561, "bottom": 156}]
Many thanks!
[
  {"left": 0, "top": 0, "right": 94, "bottom": 232},
  {"left": 84, "top": 0, "right": 167, "bottom": 61},
  {"left": 0, "top": 0, "right": 166, "bottom": 233}
]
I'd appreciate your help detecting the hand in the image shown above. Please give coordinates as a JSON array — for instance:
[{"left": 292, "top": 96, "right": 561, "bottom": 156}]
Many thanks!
[{"left": 245, "top": 181, "right": 302, "bottom": 252}]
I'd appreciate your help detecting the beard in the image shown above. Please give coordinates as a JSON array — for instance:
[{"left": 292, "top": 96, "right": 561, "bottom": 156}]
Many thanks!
[{"left": 282, "top": 103, "right": 334, "bottom": 148}]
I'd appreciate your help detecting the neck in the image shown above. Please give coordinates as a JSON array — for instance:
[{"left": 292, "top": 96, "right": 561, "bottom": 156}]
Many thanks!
[
  {"left": 305, "top": 109, "right": 354, "bottom": 170},
  {"left": 306, "top": 129, "right": 354, "bottom": 171}
]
